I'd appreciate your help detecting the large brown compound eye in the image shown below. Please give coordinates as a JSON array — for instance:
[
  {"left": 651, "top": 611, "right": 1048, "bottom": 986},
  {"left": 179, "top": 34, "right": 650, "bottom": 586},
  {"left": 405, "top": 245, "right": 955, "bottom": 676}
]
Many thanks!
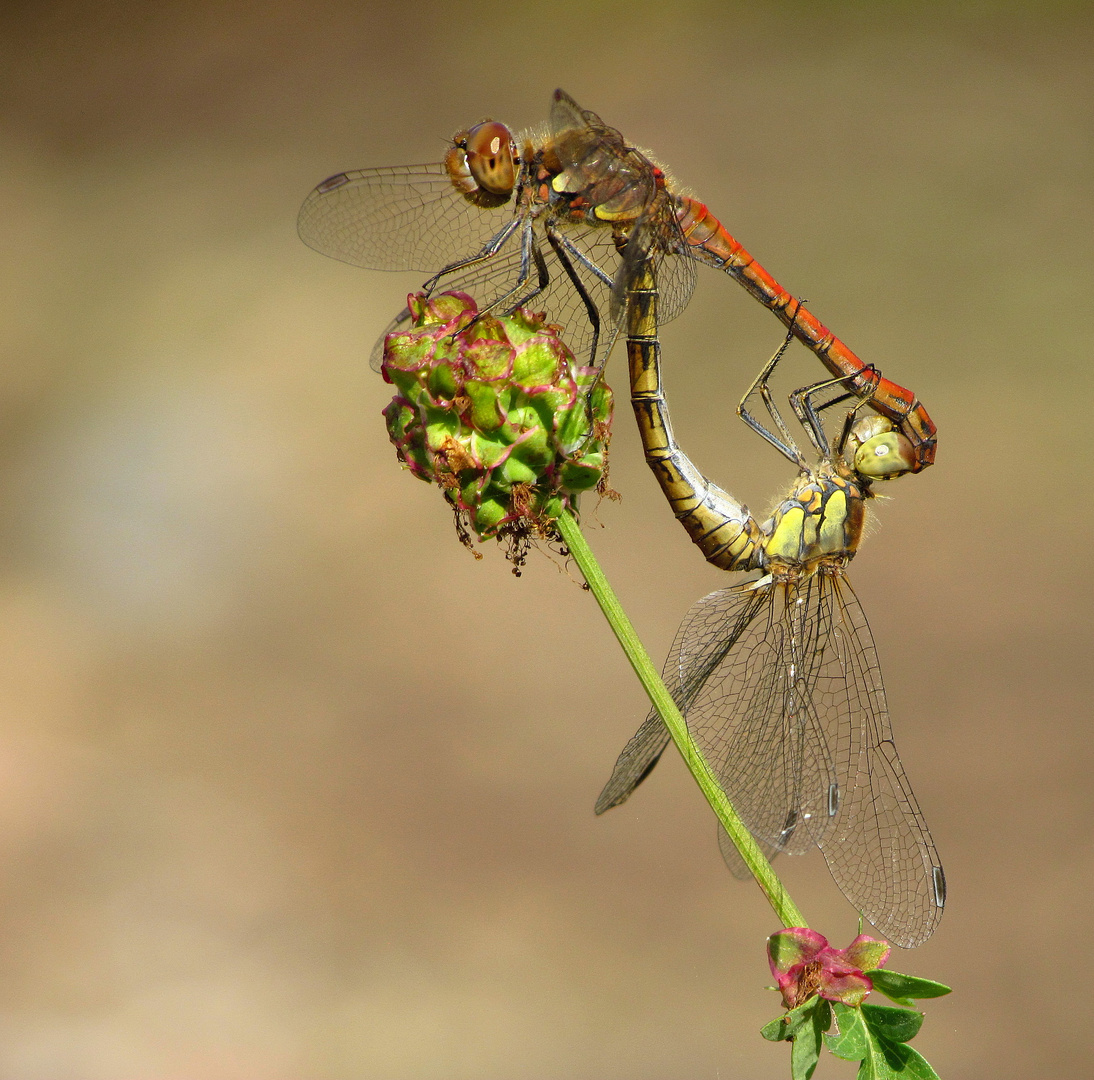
[{"left": 464, "top": 121, "right": 516, "bottom": 196}]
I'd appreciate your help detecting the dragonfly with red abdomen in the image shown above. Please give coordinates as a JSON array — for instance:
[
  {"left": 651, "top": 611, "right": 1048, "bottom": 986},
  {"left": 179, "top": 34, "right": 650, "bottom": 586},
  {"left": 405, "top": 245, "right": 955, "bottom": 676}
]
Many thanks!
[
  {"left": 298, "top": 89, "right": 936, "bottom": 471},
  {"left": 596, "top": 258, "right": 945, "bottom": 948}
]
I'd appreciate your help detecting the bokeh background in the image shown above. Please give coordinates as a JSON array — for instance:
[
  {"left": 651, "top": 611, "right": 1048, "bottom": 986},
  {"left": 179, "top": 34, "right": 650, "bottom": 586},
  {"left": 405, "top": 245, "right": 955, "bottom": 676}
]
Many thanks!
[{"left": 1, "top": 2, "right": 1090, "bottom": 1077}]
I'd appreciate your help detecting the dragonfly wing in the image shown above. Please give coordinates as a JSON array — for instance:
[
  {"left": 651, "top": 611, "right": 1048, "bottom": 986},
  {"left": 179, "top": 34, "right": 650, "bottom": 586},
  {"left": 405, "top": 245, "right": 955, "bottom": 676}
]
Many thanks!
[
  {"left": 678, "top": 579, "right": 840, "bottom": 858},
  {"left": 550, "top": 89, "right": 627, "bottom": 153},
  {"left": 717, "top": 821, "right": 781, "bottom": 881},
  {"left": 549, "top": 90, "right": 654, "bottom": 203},
  {"left": 297, "top": 162, "right": 518, "bottom": 272},
  {"left": 611, "top": 210, "right": 697, "bottom": 328},
  {"left": 551, "top": 89, "right": 660, "bottom": 231},
  {"left": 813, "top": 576, "right": 946, "bottom": 947},
  {"left": 593, "top": 712, "right": 671, "bottom": 814},
  {"left": 550, "top": 88, "right": 595, "bottom": 136},
  {"left": 593, "top": 583, "right": 765, "bottom": 814},
  {"left": 656, "top": 241, "right": 700, "bottom": 325}
]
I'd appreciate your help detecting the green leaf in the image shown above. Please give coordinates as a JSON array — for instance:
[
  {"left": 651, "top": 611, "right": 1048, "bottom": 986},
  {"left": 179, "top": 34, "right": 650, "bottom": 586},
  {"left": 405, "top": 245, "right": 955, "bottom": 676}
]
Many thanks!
[
  {"left": 423, "top": 405, "right": 462, "bottom": 448},
  {"left": 761, "top": 999, "right": 831, "bottom": 1080},
  {"left": 464, "top": 380, "right": 503, "bottom": 431},
  {"left": 528, "top": 388, "right": 569, "bottom": 432},
  {"left": 861, "top": 1004, "right": 924, "bottom": 1043},
  {"left": 860, "top": 1039, "right": 942, "bottom": 1080},
  {"left": 590, "top": 383, "right": 613, "bottom": 423},
  {"left": 790, "top": 1000, "right": 830, "bottom": 1080},
  {"left": 762, "top": 998, "right": 819, "bottom": 1042},
  {"left": 498, "top": 455, "right": 538, "bottom": 485},
  {"left": 559, "top": 458, "right": 602, "bottom": 491},
  {"left": 512, "top": 339, "right": 560, "bottom": 387},
  {"left": 464, "top": 336, "right": 512, "bottom": 379},
  {"left": 826, "top": 1002, "right": 869, "bottom": 1061},
  {"left": 473, "top": 497, "right": 508, "bottom": 534},
  {"left": 826, "top": 1002, "right": 941, "bottom": 1079},
  {"left": 469, "top": 431, "right": 507, "bottom": 469},
  {"left": 872, "top": 1041, "right": 942, "bottom": 1080},
  {"left": 511, "top": 425, "right": 551, "bottom": 469},
  {"left": 866, "top": 969, "right": 952, "bottom": 1005},
  {"left": 426, "top": 358, "right": 459, "bottom": 399}
]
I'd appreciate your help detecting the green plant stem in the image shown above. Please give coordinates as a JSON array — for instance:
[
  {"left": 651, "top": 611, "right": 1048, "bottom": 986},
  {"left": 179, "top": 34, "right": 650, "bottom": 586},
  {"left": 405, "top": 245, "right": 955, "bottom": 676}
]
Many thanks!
[{"left": 557, "top": 508, "right": 806, "bottom": 930}]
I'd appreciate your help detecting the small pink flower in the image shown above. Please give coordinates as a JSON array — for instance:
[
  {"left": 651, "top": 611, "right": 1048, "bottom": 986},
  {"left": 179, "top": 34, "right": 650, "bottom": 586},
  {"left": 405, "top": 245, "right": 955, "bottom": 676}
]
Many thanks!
[{"left": 767, "top": 928, "right": 890, "bottom": 1009}]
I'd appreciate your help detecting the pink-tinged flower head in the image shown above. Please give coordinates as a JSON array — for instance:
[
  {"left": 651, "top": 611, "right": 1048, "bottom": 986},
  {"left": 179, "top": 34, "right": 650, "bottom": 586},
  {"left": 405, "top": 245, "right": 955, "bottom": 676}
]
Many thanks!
[
  {"left": 381, "top": 291, "right": 613, "bottom": 544},
  {"left": 767, "top": 929, "right": 891, "bottom": 1009}
]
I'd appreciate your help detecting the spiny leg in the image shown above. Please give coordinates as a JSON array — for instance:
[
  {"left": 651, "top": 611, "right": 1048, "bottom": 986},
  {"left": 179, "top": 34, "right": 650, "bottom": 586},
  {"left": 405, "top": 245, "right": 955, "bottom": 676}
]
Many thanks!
[
  {"left": 737, "top": 300, "right": 807, "bottom": 467},
  {"left": 789, "top": 366, "right": 880, "bottom": 459},
  {"left": 428, "top": 217, "right": 551, "bottom": 329},
  {"left": 422, "top": 213, "right": 523, "bottom": 293},
  {"left": 545, "top": 224, "right": 604, "bottom": 370}
]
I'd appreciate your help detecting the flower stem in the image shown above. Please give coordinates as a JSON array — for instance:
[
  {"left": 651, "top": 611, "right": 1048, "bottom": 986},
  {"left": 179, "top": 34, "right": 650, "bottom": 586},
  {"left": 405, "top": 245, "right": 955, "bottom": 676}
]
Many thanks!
[{"left": 557, "top": 508, "right": 806, "bottom": 930}]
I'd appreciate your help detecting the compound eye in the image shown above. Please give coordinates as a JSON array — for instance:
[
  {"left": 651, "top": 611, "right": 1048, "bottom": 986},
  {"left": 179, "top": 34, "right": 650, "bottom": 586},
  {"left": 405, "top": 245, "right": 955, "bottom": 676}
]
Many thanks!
[
  {"left": 853, "top": 430, "right": 916, "bottom": 480},
  {"left": 464, "top": 121, "right": 516, "bottom": 196}
]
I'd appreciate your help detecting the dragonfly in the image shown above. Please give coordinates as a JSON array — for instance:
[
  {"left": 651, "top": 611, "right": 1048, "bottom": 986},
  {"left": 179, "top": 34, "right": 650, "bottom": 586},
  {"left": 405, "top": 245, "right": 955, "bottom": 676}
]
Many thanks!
[
  {"left": 298, "top": 89, "right": 936, "bottom": 472},
  {"left": 596, "top": 259, "right": 945, "bottom": 948}
]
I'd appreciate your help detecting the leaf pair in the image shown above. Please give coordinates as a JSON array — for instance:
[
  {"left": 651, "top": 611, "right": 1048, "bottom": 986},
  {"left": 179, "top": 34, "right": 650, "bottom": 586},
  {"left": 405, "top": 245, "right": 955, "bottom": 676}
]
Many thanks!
[{"left": 762, "top": 969, "right": 950, "bottom": 1079}]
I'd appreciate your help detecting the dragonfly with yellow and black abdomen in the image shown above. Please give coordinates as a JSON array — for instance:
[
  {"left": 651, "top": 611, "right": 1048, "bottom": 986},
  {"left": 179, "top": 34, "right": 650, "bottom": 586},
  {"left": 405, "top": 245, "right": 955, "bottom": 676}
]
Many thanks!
[{"left": 597, "top": 260, "right": 944, "bottom": 948}]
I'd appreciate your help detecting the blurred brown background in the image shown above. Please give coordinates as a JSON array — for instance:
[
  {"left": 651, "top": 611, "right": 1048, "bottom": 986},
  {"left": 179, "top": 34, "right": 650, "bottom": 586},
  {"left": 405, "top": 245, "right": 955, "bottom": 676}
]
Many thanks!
[{"left": 0, "top": 1, "right": 1090, "bottom": 1077}]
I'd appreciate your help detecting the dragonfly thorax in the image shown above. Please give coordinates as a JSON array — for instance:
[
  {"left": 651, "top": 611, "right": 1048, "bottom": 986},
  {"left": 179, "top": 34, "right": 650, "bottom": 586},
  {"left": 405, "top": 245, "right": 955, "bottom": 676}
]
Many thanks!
[
  {"left": 547, "top": 129, "right": 660, "bottom": 227},
  {"left": 761, "top": 471, "right": 866, "bottom": 575}
]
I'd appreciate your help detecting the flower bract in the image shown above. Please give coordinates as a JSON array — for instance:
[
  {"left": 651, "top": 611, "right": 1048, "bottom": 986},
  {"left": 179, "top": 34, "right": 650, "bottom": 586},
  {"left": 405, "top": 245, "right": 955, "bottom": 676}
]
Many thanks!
[{"left": 767, "top": 928, "right": 891, "bottom": 1009}]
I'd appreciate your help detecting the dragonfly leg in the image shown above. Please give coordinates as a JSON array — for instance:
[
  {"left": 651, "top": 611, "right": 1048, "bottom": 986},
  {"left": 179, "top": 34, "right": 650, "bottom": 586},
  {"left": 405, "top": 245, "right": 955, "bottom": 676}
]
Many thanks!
[
  {"left": 419, "top": 218, "right": 521, "bottom": 298},
  {"left": 461, "top": 219, "right": 553, "bottom": 326},
  {"left": 545, "top": 225, "right": 603, "bottom": 369},
  {"left": 420, "top": 213, "right": 524, "bottom": 295},
  {"left": 552, "top": 230, "right": 615, "bottom": 292},
  {"left": 432, "top": 219, "right": 551, "bottom": 349},
  {"left": 789, "top": 367, "right": 880, "bottom": 459},
  {"left": 737, "top": 302, "right": 807, "bottom": 468}
]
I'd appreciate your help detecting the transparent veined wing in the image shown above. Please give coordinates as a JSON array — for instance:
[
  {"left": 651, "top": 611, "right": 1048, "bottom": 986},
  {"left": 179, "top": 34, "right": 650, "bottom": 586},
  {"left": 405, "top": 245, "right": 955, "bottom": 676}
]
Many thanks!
[
  {"left": 610, "top": 208, "right": 698, "bottom": 330},
  {"left": 548, "top": 92, "right": 699, "bottom": 332},
  {"left": 814, "top": 575, "right": 945, "bottom": 947},
  {"left": 595, "top": 581, "right": 769, "bottom": 815},
  {"left": 594, "top": 711, "right": 671, "bottom": 815},
  {"left": 297, "top": 162, "right": 520, "bottom": 273},
  {"left": 717, "top": 822, "right": 782, "bottom": 881},
  {"left": 672, "top": 578, "right": 841, "bottom": 858},
  {"left": 598, "top": 573, "right": 944, "bottom": 948}
]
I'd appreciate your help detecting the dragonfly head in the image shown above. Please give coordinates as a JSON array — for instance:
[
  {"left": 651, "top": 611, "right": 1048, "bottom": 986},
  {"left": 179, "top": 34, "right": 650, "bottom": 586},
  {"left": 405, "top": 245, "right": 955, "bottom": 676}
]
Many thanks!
[
  {"left": 458, "top": 120, "right": 518, "bottom": 197},
  {"left": 846, "top": 415, "right": 916, "bottom": 482}
]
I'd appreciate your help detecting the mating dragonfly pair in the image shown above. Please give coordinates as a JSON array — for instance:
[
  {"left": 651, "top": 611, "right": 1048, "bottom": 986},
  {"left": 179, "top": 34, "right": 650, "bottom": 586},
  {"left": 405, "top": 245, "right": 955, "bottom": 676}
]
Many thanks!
[{"left": 299, "top": 90, "right": 944, "bottom": 948}]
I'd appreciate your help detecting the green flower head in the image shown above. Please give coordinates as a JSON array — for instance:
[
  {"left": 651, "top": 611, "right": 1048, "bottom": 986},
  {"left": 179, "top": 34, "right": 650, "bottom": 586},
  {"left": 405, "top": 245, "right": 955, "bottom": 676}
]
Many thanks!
[{"left": 382, "top": 292, "right": 614, "bottom": 551}]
